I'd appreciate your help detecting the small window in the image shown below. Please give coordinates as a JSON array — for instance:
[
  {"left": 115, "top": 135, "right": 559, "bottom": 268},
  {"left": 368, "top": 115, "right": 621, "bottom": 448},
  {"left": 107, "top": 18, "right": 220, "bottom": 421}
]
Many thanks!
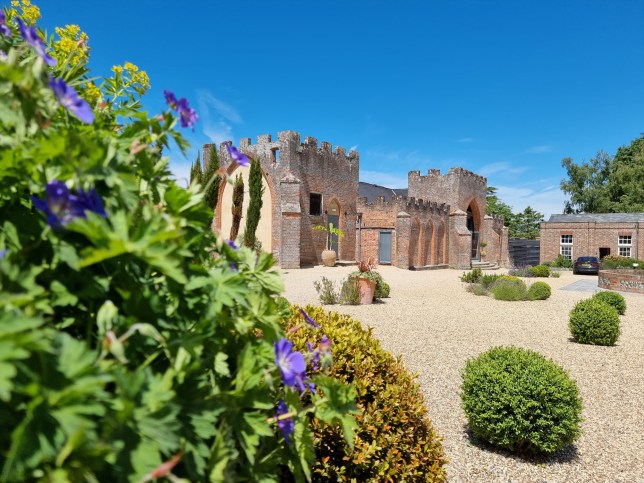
[
  {"left": 309, "top": 193, "right": 322, "bottom": 216},
  {"left": 271, "top": 148, "right": 280, "bottom": 164},
  {"left": 560, "top": 234, "right": 573, "bottom": 260},
  {"left": 561, "top": 234, "right": 573, "bottom": 245},
  {"left": 618, "top": 235, "right": 632, "bottom": 257}
]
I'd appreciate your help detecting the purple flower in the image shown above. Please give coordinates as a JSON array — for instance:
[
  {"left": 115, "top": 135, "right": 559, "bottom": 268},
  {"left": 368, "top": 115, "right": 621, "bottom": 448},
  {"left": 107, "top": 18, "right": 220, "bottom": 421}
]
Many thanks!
[
  {"left": 300, "top": 308, "right": 320, "bottom": 329},
  {"left": 307, "top": 342, "right": 321, "bottom": 371},
  {"left": 0, "top": 249, "right": 6, "bottom": 260},
  {"left": 226, "top": 145, "right": 250, "bottom": 167},
  {"left": 320, "top": 334, "right": 332, "bottom": 352},
  {"left": 16, "top": 18, "right": 55, "bottom": 66},
  {"left": 274, "top": 338, "right": 307, "bottom": 391},
  {"left": 227, "top": 239, "right": 239, "bottom": 250},
  {"left": 0, "top": 51, "right": 7, "bottom": 62},
  {"left": 32, "top": 180, "right": 106, "bottom": 229},
  {"left": 0, "top": 12, "right": 11, "bottom": 37},
  {"left": 49, "top": 77, "right": 95, "bottom": 124},
  {"left": 276, "top": 400, "right": 294, "bottom": 444},
  {"left": 163, "top": 90, "right": 198, "bottom": 128}
]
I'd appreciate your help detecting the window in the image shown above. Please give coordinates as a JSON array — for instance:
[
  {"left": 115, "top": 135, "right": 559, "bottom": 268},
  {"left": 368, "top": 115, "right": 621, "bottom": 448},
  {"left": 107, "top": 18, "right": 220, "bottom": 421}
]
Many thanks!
[
  {"left": 271, "top": 148, "right": 280, "bottom": 164},
  {"left": 560, "top": 234, "right": 573, "bottom": 260},
  {"left": 309, "top": 193, "right": 322, "bottom": 216},
  {"left": 618, "top": 235, "right": 632, "bottom": 257}
]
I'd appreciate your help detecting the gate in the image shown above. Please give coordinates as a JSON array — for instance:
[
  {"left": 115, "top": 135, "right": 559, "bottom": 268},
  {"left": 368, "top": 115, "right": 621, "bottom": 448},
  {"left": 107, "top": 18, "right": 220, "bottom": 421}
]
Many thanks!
[
  {"left": 471, "top": 231, "right": 480, "bottom": 260},
  {"left": 328, "top": 215, "right": 339, "bottom": 257},
  {"left": 379, "top": 231, "right": 392, "bottom": 264}
]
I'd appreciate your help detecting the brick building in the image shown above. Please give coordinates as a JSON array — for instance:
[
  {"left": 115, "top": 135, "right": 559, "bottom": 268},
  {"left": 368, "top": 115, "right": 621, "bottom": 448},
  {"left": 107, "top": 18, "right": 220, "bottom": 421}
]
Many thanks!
[
  {"left": 540, "top": 213, "right": 644, "bottom": 263},
  {"left": 206, "top": 130, "right": 509, "bottom": 269}
]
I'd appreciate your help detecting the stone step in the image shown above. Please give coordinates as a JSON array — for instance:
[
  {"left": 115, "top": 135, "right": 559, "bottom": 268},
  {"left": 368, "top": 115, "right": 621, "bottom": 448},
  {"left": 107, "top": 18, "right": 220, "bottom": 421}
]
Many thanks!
[
  {"left": 472, "top": 261, "right": 500, "bottom": 270},
  {"left": 410, "top": 264, "right": 449, "bottom": 271}
]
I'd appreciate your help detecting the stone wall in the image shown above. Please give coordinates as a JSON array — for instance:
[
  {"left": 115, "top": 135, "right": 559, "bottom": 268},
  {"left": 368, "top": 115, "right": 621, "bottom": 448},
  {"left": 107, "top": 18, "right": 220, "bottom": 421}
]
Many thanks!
[{"left": 598, "top": 269, "right": 644, "bottom": 294}]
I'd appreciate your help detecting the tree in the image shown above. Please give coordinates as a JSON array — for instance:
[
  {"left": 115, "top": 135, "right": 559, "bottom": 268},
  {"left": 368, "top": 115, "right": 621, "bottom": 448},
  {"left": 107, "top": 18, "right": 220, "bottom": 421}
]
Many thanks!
[
  {"left": 510, "top": 206, "right": 543, "bottom": 239},
  {"left": 243, "top": 158, "right": 264, "bottom": 248},
  {"left": 203, "top": 144, "right": 221, "bottom": 219},
  {"left": 486, "top": 187, "right": 514, "bottom": 222},
  {"left": 190, "top": 150, "right": 203, "bottom": 185},
  {"left": 560, "top": 135, "right": 644, "bottom": 213},
  {"left": 230, "top": 173, "right": 244, "bottom": 241}
]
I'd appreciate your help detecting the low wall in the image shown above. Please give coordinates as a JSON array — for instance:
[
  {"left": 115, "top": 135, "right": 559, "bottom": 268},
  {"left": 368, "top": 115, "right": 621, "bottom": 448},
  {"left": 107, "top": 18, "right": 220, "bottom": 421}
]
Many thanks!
[{"left": 598, "top": 269, "right": 644, "bottom": 294}]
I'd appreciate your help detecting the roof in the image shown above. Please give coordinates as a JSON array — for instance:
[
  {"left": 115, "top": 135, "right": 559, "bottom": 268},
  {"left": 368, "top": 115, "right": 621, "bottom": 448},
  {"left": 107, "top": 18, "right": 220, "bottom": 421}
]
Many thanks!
[
  {"left": 546, "top": 213, "right": 644, "bottom": 223},
  {"left": 359, "top": 181, "right": 407, "bottom": 203}
]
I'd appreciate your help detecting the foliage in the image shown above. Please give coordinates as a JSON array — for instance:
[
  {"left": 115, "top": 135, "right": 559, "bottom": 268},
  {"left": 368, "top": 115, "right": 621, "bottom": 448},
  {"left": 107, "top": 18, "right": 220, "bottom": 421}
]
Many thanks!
[
  {"left": 340, "top": 278, "right": 360, "bottom": 305},
  {"left": 244, "top": 157, "right": 264, "bottom": 248},
  {"left": 600, "top": 255, "right": 644, "bottom": 270},
  {"left": 313, "top": 222, "right": 344, "bottom": 251},
  {"left": 507, "top": 266, "right": 535, "bottom": 277},
  {"left": 528, "top": 281, "right": 551, "bottom": 300},
  {"left": 190, "top": 150, "right": 203, "bottom": 185},
  {"left": 202, "top": 144, "right": 221, "bottom": 220},
  {"left": 481, "top": 274, "right": 501, "bottom": 288},
  {"left": 544, "top": 255, "right": 574, "bottom": 269},
  {"left": 313, "top": 277, "right": 340, "bottom": 305},
  {"left": 460, "top": 267, "right": 482, "bottom": 283},
  {"left": 465, "top": 283, "right": 489, "bottom": 296},
  {"left": 486, "top": 188, "right": 544, "bottom": 239},
  {"left": 374, "top": 279, "right": 390, "bottom": 299},
  {"left": 528, "top": 265, "right": 551, "bottom": 277},
  {"left": 0, "top": 7, "right": 356, "bottom": 481},
  {"left": 569, "top": 299, "right": 621, "bottom": 346},
  {"left": 561, "top": 135, "right": 644, "bottom": 213},
  {"left": 592, "top": 291, "right": 626, "bottom": 316},
  {"left": 284, "top": 306, "right": 447, "bottom": 481},
  {"left": 461, "top": 346, "right": 582, "bottom": 454},
  {"left": 490, "top": 278, "right": 528, "bottom": 301},
  {"left": 230, "top": 173, "right": 244, "bottom": 241}
]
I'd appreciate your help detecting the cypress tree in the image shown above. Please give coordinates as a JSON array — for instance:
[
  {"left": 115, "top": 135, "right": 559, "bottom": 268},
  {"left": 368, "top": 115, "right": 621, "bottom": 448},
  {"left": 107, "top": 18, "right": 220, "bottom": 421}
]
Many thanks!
[
  {"left": 203, "top": 144, "right": 221, "bottom": 218},
  {"left": 230, "top": 173, "right": 244, "bottom": 241},
  {"left": 192, "top": 151, "right": 203, "bottom": 185},
  {"left": 243, "top": 158, "right": 264, "bottom": 248}
]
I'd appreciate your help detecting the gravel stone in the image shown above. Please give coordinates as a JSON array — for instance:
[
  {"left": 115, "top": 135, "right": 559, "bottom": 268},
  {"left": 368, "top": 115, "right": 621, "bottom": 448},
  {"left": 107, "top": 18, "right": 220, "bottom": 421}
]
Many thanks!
[{"left": 281, "top": 266, "right": 644, "bottom": 482}]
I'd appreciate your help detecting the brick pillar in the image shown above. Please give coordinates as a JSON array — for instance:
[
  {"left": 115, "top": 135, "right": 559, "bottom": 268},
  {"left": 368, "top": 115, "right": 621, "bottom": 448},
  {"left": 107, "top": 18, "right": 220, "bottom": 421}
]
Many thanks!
[
  {"left": 500, "top": 226, "right": 509, "bottom": 267},
  {"left": 449, "top": 209, "right": 471, "bottom": 269},
  {"left": 279, "top": 173, "right": 301, "bottom": 269},
  {"left": 395, "top": 211, "right": 411, "bottom": 269}
]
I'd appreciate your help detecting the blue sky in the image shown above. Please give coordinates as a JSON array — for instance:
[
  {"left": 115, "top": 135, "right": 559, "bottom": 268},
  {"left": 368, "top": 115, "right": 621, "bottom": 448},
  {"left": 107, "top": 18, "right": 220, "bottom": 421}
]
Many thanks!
[{"left": 37, "top": 0, "right": 644, "bottom": 217}]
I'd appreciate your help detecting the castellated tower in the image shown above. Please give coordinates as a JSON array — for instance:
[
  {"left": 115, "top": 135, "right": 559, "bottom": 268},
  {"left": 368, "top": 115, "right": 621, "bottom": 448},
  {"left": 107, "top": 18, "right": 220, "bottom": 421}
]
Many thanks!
[{"left": 204, "top": 131, "right": 359, "bottom": 268}]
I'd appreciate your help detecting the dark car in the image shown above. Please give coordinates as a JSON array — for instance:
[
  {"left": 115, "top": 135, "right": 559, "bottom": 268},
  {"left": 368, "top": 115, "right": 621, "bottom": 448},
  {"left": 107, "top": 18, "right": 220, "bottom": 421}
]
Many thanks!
[{"left": 573, "top": 256, "right": 600, "bottom": 275}]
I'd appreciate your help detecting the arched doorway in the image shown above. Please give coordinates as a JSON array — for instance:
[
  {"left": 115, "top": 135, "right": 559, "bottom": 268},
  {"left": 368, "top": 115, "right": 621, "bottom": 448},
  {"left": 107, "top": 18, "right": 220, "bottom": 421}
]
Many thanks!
[
  {"left": 220, "top": 166, "right": 273, "bottom": 251},
  {"left": 467, "top": 203, "right": 480, "bottom": 260},
  {"left": 326, "top": 199, "right": 341, "bottom": 258}
]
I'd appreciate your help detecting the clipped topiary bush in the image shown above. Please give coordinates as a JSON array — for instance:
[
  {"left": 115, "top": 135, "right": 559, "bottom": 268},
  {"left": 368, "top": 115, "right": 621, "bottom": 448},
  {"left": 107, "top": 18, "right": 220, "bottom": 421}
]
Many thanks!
[
  {"left": 461, "top": 346, "right": 582, "bottom": 455},
  {"left": 490, "top": 277, "right": 528, "bottom": 301},
  {"left": 528, "top": 281, "right": 551, "bottom": 300},
  {"left": 592, "top": 291, "right": 626, "bottom": 315},
  {"left": 569, "top": 299, "right": 621, "bottom": 345},
  {"left": 284, "top": 306, "right": 447, "bottom": 481},
  {"left": 529, "top": 265, "right": 551, "bottom": 278}
]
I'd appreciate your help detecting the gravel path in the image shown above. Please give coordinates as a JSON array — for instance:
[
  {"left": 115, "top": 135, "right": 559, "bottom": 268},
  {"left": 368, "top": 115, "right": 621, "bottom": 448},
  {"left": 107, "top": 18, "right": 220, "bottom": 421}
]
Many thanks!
[{"left": 281, "top": 266, "right": 644, "bottom": 483}]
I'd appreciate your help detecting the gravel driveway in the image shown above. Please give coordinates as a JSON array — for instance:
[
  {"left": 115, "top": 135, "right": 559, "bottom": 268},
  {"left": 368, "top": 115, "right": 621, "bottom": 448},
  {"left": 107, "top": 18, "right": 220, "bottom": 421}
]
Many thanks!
[{"left": 281, "top": 266, "right": 644, "bottom": 483}]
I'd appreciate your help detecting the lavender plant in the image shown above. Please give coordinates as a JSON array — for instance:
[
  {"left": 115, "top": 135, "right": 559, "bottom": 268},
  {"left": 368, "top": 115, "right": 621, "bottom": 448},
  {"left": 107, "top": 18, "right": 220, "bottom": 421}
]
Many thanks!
[{"left": 0, "top": 4, "right": 355, "bottom": 481}]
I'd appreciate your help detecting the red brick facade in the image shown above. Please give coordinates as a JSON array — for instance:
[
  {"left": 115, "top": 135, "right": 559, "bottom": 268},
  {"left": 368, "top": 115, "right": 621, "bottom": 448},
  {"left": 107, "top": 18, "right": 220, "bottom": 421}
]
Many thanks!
[{"left": 206, "top": 132, "right": 510, "bottom": 270}]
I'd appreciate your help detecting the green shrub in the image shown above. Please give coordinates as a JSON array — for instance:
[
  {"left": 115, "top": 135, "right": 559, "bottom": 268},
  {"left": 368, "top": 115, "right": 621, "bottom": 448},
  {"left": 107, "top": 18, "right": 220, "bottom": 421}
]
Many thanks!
[
  {"left": 490, "top": 278, "right": 528, "bottom": 301},
  {"left": 460, "top": 267, "right": 482, "bottom": 283},
  {"left": 375, "top": 280, "right": 390, "bottom": 299},
  {"left": 569, "top": 299, "right": 621, "bottom": 345},
  {"left": 529, "top": 265, "right": 551, "bottom": 277},
  {"left": 528, "top": 281, "right": 551, "bottom": 300},
  {"left": 314, "top": 277, "right": 340, "bottom": 304},
  {"left": 340, "top": 277, "right": 360, "bottom": 305},
  {"left": 466, "top": 283, "right": 489, "bottom": 296},
  {"left": 285, "top": 306, "right": 447, "bottom": 481},
  {"left": 461, "top": 346, "right": 583, "bottom": 455},
  {"left": 547, "top": 255, "right": 574, "bottom": 268},
  {"left": 551, "top": 271, "right": 561, "bottom": 278},
  {"left": 600, "top": 255, "right": 644, "bottom": 269},
  {"left": 592, "top": 291, "right": 626, "bottom": 315},
  {"left": 481, "top": 274, "right": 502, "bottom": 288}
]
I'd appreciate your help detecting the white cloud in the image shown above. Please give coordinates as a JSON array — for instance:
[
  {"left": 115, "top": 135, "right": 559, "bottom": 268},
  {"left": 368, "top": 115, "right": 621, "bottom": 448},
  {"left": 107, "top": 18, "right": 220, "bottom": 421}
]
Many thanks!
[
  {"left": 349, "top": 144, "right": 359, "bottom": 153},
  {"left": 524, "top": 145, "right": 553, "bottom": 154},
  {"left": 495, "top": 185, "right": 567, "bottom": 218},
  {"left": 196, "top": 89, "right": 242, "bottom": 145},
  {"left": 360, "top": 170, "right": 408, "bottom": 188},
  {"left": 169, "top": 159, "right": 192, "bottom": 188},
  {"left": 478, "top": 162, "right": 529, "bottom": 177}
]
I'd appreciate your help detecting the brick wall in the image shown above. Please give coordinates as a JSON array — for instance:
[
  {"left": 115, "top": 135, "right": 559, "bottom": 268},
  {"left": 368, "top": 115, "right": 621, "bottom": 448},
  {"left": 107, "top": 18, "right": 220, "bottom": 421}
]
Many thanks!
[{"left": 540, "top": 221, "right": 644, "bottom": 263}]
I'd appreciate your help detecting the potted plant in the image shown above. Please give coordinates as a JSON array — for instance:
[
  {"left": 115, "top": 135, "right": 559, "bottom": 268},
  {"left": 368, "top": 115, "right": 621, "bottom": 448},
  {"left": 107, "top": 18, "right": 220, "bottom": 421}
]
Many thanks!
[
  {"left": 313, "top": 222, "right": 344, "bottom": 267},
  {"left": 351, "top": 257, "right": 378, "bottom": 304}
]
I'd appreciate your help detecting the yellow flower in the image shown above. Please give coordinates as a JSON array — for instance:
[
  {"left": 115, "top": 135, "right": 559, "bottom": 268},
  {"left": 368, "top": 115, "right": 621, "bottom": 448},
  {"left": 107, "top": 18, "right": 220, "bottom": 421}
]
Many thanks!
[
  {"left": 12, "top": 0, "right": 41, "bottom": 24},
  {"left": 53, "top": 24, "right": 90, "bottom": 67},
  {"left": 134, "top": 70, "right": 150, "bottom": 89},
  {"left": 124, "top": 61, "right": 139, "bottom": 73},
  {"left": 112, "top": 65, "right": 124, "bottom": 75},
  {"left": 83, "top": 83, "right": 102, "bottom": 105}
]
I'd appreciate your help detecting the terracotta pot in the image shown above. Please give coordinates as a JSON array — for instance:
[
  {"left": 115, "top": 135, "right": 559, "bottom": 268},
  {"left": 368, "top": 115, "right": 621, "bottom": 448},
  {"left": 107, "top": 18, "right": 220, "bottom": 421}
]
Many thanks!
[
  {"left": 357, "top": 277, "right": 376, "bottom": 304},
  {"left": 321, "top": 249, "right": 337, "bottom": 267}
]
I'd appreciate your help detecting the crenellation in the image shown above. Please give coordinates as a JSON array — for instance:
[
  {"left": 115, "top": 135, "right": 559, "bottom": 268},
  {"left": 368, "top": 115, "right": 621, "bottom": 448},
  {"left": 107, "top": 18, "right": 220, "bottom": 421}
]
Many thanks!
[
  {"left": 240, "top": 137, "right": 251, "bottom": 148},
  {"left": 335, "top": 146, "right": 346, "bottom": 157},
  {"left": 320, "top": 141, "right": 332, "bottom": 153},
  {"left": 257, "top": 134, "right": 272, "bottom": 143},
  {"left": 304, "top": 136, "right": 318, "bottom": 148}
]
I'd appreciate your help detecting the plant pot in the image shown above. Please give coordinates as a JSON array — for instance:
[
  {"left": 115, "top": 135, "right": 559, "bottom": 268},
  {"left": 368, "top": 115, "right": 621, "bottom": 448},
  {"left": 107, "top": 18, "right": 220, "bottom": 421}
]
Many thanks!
[
  {"left": 357, "top": 277, "right": 376, "bottom": 304},
  {"left": 321, "top": 249, "right": 337, "bottom": 267}
]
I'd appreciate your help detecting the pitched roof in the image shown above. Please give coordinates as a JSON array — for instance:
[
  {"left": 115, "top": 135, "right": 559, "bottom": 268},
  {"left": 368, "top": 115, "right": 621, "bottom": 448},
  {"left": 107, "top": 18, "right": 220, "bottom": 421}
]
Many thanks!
[
  {"left": 359, "top": 181, "right": 407, "bottom": 203},
  {"left": 547, "top": 213, "right": 644, "bottom": 223}
]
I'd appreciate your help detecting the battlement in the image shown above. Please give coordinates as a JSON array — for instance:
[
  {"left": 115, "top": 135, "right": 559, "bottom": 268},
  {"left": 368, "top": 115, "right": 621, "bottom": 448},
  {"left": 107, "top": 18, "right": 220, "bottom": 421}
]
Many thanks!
[
  {"left": 409, "top": 167, "right": 486, "bottom": 185},
  {"left": 358, "top": 193, "right": 449, "bottom": 214}
]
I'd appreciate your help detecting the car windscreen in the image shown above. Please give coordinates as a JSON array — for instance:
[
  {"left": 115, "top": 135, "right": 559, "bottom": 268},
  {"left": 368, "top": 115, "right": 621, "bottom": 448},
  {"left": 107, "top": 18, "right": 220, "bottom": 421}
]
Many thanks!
[{"left": 577, "top": 257, "right": 598, "bottom": 263}]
